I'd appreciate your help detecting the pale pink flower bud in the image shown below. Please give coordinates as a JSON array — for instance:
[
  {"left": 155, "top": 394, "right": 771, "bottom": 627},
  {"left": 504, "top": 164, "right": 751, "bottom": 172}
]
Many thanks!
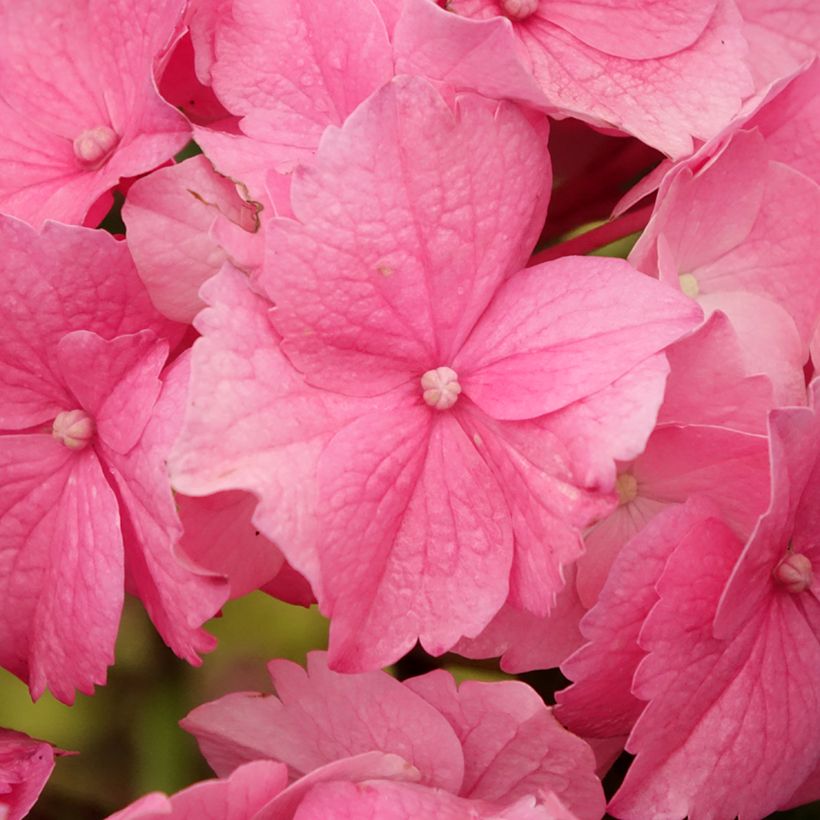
[
  {"left": 52, "top": 409, "right": 95, "bottom": 450},
  {"left": 773, "top": 551, "right": 812, "bottom": 594},
  {"left": 421, "top": 366, "right": 462, "bottom": 410},
  {"left": 73, "top": 125, "right": 119, "bottom": 169},
  {"left": 500, "top": 0, "right": 539, "bottom": 21}
]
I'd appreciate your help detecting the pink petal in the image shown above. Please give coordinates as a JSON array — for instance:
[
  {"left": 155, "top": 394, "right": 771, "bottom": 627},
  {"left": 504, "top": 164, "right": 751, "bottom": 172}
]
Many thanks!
[
  {"left": 609, "top": 520, "right": 820, "bottom": 819},
  {"left": 105, "top": 353, "right": 227, "bottom": 665},
  {"left": 455, "top": 257, "right": 700, "bottom": 421},
  {"left": 0, "top": 436, "right": 122, "bottom": 703},
  {"left": 177, "top": 490, "right": 286, "bottom": 600},
  {"left": 555, "top": 500, "right": 720, "bottom": 739},
  {"left": 56, "top": 330, "right": 168, "bottom": 455},
  {"left": 0, "top": 217, "right": 180, "bottom": 430},
  {"left": 182, "top": 652, "right": 464, "bottom": 791},
  {"left": 169, "top": 265, "right": 364, "bottom": 588},
  {"left": 319, "top": 407, "right": 512, "bottom": 671},
  {"left": 123, "top": 156, "right": 258, "bottom": 323},
  {"left": 0, "top": 0, "right": 189, "bottom": 224},
  {"left": 658, "top": 311, "right": 774, "bottom": 432},
  {"left": 107, "top": 759, "right": 288, "bottom": 820},
  {"left": 0, "top": 728, "right": 59, "bottom": 820},
  {"left": 406, "top": 671, "right": 605, "bottom": 819},
  {"left": 261, "top": 76, "right": 550, "bottom": 395}
]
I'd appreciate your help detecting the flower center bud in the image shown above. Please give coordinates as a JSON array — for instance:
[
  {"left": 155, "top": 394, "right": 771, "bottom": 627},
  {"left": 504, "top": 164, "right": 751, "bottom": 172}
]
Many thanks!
[
  {"left": 421, "top": 366, "right": 462, "bottom": 410},
  {"left": 616, "top": 473, "right": 638, "bottom": 505},
  {"left": 499, "top": 0, "right": 539, "bottom": 20},
  {"left": 52, "top": 409, "right": 95, "bottom": 450},
  {"left": 678, "top": 273, "right": 700, "bottom": 298},
  {"left": 73, "top": 125, "right": 119, "bottom": 169},
  {"left": 773, "top": 552, "right": 813, "bottom": 594}
]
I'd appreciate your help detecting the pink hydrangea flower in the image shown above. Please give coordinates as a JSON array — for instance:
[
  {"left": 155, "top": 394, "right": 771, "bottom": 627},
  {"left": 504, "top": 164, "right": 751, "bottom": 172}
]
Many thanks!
[
  {"left": 171, "top": 77, "right": 701, "bottom": 671},
  {"left": 0, "top": 217, "right": 227, "bottom": 703},
  {"left": 180, "top": 651, "right": 605, "bottom": 818},
  {"left": 558, "top": 382, "right": 820, "bottom": 818},
  {"left": 0, "top": 0, "right": 190, "bottom": 226},
  {"left": 0, "top": 728, "right": 60, "bottom": 820},
  {"left": 446, "top": 0, "right": 754, "bottom": 157}
]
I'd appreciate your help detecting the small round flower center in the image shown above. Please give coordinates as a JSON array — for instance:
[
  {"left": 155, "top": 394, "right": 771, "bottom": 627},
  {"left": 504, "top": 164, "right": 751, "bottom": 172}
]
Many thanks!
[
  {"left": 421, "top": 366, "right": 462, "bottom": 410},
  {"left": 678, "top": 273, "right": 700, "bottom": 298},
  {"left": 499, "top": 0, "right": 539, "bottom": 20},
  {"left": 616, "top": 473, "right": 638, "bottom": 505},
  {"left": 52, "top": 409, "right": 95, "bottom": 450},
  {"left": 73, "top": 125, "right": 119, "bottom": 169},
  {"left": 773, "top": 552, "right": 813, "bottom": 594}
]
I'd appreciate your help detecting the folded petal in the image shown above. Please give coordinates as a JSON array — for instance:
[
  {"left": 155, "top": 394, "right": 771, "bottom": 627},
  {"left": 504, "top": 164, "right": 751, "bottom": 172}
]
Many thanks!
[{"left": 0, "top": 728, "right": 59, "bottom": 820}]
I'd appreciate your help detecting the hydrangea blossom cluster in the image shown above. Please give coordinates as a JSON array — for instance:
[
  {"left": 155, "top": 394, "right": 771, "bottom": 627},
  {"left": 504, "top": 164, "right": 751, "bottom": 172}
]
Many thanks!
[{"left": 0, "top": 0, "right": 817, "bottom": 818}]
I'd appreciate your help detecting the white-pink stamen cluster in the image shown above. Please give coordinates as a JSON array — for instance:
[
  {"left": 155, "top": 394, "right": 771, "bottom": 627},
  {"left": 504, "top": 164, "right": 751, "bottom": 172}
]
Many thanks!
[
  {"left": 773, "top": 552, "right": 813, "bottom": 594},
  {"left": 421, "top": 366, "right": 462, "bottom": 410},
  {"left": 73, "top": 125, "right": 119, "bottom": 169},
  {"left": 500, "top": 0, "right": 539, "bottom": 21},
  {"left": 52, "top": 409, "right": 95, "bottom": 450}
]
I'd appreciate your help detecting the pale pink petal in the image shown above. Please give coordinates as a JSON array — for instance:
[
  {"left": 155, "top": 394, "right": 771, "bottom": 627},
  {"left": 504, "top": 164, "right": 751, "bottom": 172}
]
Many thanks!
[
  {"left": 262, "top": 77, "right": 550, "bottom": 395},
  {"left": 393, "top": 0, "right": 548, "bottom": 109},
  {"left": 453, "top": 572, "right": 586, "bottom": 673},
  {"left": 451, "top": 0, "right": 752, "bottom": 157},
  {"left": 177, "top": 490, "right": 286, "bottom": 600},
  {"left": 609, "top": 520, "right": 820, "bottom": 819},
  {"left": 182, "top": 652, "right": 464, "bottom": 791},
  {"left": 108, "top": 760, "right": 288, "bottom": 820},
  {"left": 658, "top": 311, "right": 774, "bottom": 432},
  {"left": 455, "top": 257, "right": 700, "bottom": 421},
  {"left": 123, "top": 156, "right": 258, "bottom": 322},
  {"left": 0, "top": 217, "right": 180, "bottom": 430},
  {"left": 739, "top": 0, "right": 820, "bottom": 87},
  {"left": 169, "top": 265, "right": 365, "bottom": 588},
  {"left": 0, "top": 436, "right": 122, "bottom": 703},
  {"left": 555, "top": 500, "right": 720, "bottom": 739},
  {"left": 255, "top": 753, "right": 422, "bottom": 820},
  {"left": 319, "top": 408, "right": 512, "bottom": 671},
  {"left": 105, "top": 354, "right": 227, "bottom": 664},
  {"left": 56, "top": 330, "right": 168, "bottom": 455},
  {"left": 0, "top": 0, "right": 189, "bottom": 225},
  {"left": 207, "top": 0, "right": 392, "bottom": 162},
  {"left": 405, "top": 671, "right": 605, "bottom": 819},
  {"left": 0, "top": 728, "right": 59, "bottom": 820}
]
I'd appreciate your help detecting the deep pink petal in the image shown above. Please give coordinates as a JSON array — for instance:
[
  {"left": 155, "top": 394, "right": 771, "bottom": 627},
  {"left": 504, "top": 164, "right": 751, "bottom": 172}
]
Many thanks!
[
  {"left": 0, "top": 436, "right": 122, "bottom": 703},
  {"left": 0, "top": 217, "right": 180, "bottom": 430},
  {"left": 319, "top": 407, "right": 513, "bottom": 671},
  {"left": 406, "top": 672, "right": 605, "bottom": 819},
  {"left": 456, "top": 257, "right": 699, "bottom": 421},
  {"left": 0, "top": 728, "right": 59, "bottom": 820},
  {"left": 262, "top": 76, "right": 551, "bottom": 395},
  {"left": 182, "top": 652, "right": 464, "bottom": 791}
]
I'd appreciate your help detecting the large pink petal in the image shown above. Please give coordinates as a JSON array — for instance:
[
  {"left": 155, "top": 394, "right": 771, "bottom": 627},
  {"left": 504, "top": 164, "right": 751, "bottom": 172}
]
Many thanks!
[
  {"left": 208, "top": 0, "right": 392, "bottom": 158},
  {"left": 105, "top": 354, "right": 227, "bottom": 665},
  {"left": 555, "top": 500, "right": 720, "bottom": 739},
  {"left": 0, "top": 728, "right": 59, "bottom": 820},
  {"left": 406, "top": 672, "right": 605, "bottom": 819},
  {"left": 610, "top": 520, "right": 820, "bottom": 819},
  {"left": 182, "top": 652, "right": 464, "bottom": 791},
  {"left": 456, "top": 257, "right": 699, "bottom": 421},
  {"left": 56, "top": 330, "right": 168, "bottom": 455},
  {"left": 169, "top": 265, "right": 364, "bottom": 588},
  {"left": 0, "top": 217, "right": 180, "bottom": 430},
  {"left": 123, "top": 155, "right": 258, "bottom": 322},
  {"left": 0, "top": 0, "right": 189, "bottom": 225},
  {"left": 107, "top": 759, "right": 288, "bottom": 820},
  {"left": 319, "top": 406, "right": 513, "bottom": 671},
  {"left": 0, "top": 435, "right": 122, "bottom": 703},
  {"left": 262, "top": 76, "right": 551, "bottom": 395}
]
